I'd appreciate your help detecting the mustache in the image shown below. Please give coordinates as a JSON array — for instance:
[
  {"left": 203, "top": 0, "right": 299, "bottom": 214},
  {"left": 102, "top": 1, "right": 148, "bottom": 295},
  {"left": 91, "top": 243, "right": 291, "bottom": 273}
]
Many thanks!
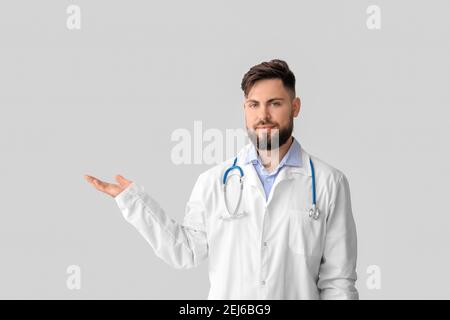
[{"left": 255, "top": 121, "right": 277, "bottom": 127}]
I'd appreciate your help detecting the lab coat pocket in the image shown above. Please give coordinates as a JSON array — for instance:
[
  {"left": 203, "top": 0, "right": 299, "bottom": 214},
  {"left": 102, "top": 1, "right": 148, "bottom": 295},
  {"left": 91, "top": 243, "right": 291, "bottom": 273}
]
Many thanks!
[{"left": 288, "top": 208, "right": 326, "bottom": 257}]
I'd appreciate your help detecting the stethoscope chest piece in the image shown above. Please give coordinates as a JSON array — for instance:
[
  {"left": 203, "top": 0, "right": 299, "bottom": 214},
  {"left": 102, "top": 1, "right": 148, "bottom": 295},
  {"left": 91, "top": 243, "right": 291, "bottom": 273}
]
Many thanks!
[{"left": 308, "top": 205, "right": 320, "bottom": 220}]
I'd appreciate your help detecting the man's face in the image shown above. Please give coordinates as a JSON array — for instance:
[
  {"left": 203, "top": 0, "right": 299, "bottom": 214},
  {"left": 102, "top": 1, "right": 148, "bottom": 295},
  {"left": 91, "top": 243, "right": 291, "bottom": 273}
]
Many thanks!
[{"left": 244, "top": 78, "right": 301, "bottom": 150}]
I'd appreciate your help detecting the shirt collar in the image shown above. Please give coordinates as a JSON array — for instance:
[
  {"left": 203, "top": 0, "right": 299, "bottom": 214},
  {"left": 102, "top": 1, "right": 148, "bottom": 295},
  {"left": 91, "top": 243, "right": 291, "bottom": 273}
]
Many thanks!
[{"left": 244, "top": 136, "right": 302, "bottom": 168}]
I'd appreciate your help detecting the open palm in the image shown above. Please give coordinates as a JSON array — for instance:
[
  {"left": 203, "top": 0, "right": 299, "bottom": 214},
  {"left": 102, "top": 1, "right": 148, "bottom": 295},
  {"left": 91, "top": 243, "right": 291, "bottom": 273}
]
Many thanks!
[{"left": 84, "top": 174, "right": 132, "bottom": 198}]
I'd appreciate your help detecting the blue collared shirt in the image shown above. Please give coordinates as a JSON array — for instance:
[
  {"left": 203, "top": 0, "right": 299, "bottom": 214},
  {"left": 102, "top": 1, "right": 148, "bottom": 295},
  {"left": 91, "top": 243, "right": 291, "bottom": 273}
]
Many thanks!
[{"left": 244, "top": 137, "right": 302, "bottom": 201}]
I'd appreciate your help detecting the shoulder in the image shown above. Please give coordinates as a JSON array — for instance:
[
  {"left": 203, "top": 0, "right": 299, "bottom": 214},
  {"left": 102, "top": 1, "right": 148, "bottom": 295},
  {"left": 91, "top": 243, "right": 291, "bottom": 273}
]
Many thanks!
[
  {"left": 303, "top": 147, "right": 350, "bottom": 200},
  {"left": 307, "top": 151, "right": 345, "bottom": 182}
]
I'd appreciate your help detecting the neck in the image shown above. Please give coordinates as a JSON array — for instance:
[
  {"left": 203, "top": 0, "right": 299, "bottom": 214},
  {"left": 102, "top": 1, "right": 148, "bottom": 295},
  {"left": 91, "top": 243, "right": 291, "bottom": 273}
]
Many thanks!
[{"left": 257, "top": 136, "right": 294, "bottom": 172}]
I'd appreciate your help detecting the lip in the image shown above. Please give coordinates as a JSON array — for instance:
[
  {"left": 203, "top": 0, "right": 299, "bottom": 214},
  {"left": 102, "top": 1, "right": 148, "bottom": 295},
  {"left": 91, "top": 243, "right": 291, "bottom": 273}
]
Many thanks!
[{"left": 256, "top": 126, "right": 276, "bottom": 129}]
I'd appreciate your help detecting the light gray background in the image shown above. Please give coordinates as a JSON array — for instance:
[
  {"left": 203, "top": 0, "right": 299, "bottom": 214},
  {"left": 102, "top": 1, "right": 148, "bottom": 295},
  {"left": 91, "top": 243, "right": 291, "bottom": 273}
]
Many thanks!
[{"left": 1, "top": 0, "right": 449, "bottom": 299}]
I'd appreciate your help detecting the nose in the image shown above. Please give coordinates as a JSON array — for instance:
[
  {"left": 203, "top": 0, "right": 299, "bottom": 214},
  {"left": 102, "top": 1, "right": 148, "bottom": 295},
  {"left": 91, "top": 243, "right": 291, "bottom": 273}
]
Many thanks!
[{"left": 258, "top": 105, "right": 270, "bottom": 122}]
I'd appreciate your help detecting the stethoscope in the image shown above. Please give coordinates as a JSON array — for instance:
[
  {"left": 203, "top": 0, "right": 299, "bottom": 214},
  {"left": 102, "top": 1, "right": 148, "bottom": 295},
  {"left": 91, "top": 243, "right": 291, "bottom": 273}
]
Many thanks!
[{"left": 222, "top": 156, "right": 320, "bottom": 220}]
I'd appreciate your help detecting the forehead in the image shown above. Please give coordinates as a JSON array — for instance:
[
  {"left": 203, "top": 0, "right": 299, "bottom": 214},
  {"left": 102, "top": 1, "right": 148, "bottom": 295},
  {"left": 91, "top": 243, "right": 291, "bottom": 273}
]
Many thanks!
[{"left": 246, "top": 78, "right": 289, "bottom": 100}]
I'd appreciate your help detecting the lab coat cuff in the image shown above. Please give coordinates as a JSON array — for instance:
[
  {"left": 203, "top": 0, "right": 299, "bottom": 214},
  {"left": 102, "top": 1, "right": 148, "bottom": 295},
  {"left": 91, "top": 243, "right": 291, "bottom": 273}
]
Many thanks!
[{"left": 114, "top": 182, "right": 142, "bottom": 211}]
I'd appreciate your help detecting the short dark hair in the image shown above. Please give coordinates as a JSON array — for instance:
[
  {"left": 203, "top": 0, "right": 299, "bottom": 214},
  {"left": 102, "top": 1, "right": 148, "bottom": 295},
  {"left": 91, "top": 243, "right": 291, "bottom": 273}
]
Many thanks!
[{"left": 241, "top": 59, "right": 296, "bottom": 99}]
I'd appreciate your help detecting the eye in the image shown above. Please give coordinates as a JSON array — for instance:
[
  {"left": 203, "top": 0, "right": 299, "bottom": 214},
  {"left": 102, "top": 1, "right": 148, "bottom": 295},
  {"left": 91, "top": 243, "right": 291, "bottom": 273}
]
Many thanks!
[{"left": 272, "top": 102, "right": 281, "bottom": 106}]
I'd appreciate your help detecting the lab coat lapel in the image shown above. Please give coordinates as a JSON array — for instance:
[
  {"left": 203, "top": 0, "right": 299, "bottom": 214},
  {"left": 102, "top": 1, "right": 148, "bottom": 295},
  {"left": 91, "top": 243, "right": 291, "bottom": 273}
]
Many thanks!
[
  {"left": 266, "top": 147, "right": 312, "bottom": 205},
  {"left": 236, "top": 143, "right": 266, "bottom": 201},
  {"left": 243, "top": 163, "right": 266, "bottom": 202}
]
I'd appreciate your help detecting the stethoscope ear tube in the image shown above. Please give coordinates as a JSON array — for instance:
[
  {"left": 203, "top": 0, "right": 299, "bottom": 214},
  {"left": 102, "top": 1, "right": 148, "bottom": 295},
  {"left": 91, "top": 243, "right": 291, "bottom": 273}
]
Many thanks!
[
  {"left": 223, "top": 176, "right": 244, "bottom": 217},
  {"left": 223, "top": 156, "right": 245, "bottom": 218},
  {"left": 222, "top": 157, "right": 243, "bottom": 184}
]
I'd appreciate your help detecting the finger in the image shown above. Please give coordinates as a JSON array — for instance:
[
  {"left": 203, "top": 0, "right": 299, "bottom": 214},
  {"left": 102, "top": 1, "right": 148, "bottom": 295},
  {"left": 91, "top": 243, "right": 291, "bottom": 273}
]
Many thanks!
[
  {"left": 85, "top": 175, "right": 102, "bottom": 186},
  {"left": 85, "top": 175, "right": 108, "bottom": 191},
  {"left": 115, "top": 174, "right": 132, "bottom": 187},
  {"left": 94, "top": 179, "right": 109, "bottom": 192},
  {"left": 84, "top": 175, "right": 97, "bottom": 184}
]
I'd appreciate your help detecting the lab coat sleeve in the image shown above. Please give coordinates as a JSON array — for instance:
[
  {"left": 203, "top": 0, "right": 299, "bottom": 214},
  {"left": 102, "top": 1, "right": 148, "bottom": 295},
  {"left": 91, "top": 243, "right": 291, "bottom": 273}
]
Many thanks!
[
  {"left": 114, "top": 174, "right": 209, "bottom": 270},
  {"left": 317, "top": 173, "right": 359, "bottom": 300}
]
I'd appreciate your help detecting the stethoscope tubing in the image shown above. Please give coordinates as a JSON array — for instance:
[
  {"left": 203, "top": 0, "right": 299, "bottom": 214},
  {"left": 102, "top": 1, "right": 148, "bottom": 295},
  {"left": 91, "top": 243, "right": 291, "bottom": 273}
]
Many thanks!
[{"left": 223, "top": 155, "right": 319, "bottom": 219}]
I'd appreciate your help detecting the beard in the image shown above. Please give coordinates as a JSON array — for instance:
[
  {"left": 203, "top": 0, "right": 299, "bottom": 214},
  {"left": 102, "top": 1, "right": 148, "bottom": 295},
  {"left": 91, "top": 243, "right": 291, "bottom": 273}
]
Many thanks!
[{"left": 247, "top": 117, "right": 294, "bottom": 151}]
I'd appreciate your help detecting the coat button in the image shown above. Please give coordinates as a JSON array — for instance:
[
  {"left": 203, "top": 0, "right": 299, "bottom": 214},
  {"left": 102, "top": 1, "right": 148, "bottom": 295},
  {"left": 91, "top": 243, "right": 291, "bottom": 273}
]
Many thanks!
[
  {"left": 261, "top": 280, "right": 266, "bottom": 285},
  {"left": 263, "top": 241, "right": 268, "bottom": 247}
]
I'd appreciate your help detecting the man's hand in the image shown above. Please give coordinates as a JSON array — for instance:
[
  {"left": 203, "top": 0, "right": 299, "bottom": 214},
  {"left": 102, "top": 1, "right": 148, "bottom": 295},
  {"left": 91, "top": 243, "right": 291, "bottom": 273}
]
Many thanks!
[{"left": 84, "top": 174, "right": 132, "bottom": 198}]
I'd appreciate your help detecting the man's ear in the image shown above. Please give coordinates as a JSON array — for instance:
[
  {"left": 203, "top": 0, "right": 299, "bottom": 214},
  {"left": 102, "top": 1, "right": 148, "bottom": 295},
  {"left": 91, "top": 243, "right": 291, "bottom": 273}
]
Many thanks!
[{"left": 292, "top": 97, "right": 301, "bottom": 117}]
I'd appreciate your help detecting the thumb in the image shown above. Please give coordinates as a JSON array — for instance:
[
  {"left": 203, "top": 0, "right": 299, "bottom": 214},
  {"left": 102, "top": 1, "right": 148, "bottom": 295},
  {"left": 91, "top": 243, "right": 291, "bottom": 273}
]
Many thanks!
[{"left": 115, "top": 174, "right": 132, "bottom": 188}]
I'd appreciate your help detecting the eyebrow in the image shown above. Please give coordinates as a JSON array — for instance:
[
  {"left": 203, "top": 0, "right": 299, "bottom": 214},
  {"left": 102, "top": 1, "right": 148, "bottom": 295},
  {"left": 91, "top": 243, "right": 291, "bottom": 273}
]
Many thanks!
[{"left": 246, "top": 98, "right": 285, "bottom": 104}]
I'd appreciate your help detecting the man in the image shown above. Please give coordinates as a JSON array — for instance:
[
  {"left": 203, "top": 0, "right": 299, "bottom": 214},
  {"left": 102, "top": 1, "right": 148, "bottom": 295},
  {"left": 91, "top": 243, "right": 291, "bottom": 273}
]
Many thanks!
[{"left": 85, "top": 59, "right": 359, "bottom": 299}]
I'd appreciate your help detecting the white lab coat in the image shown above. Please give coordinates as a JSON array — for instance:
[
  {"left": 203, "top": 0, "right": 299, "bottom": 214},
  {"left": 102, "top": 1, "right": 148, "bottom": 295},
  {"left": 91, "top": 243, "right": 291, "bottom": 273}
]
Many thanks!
[{"left": 114, "top": 142, "right": 359, "bottom": 299}]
